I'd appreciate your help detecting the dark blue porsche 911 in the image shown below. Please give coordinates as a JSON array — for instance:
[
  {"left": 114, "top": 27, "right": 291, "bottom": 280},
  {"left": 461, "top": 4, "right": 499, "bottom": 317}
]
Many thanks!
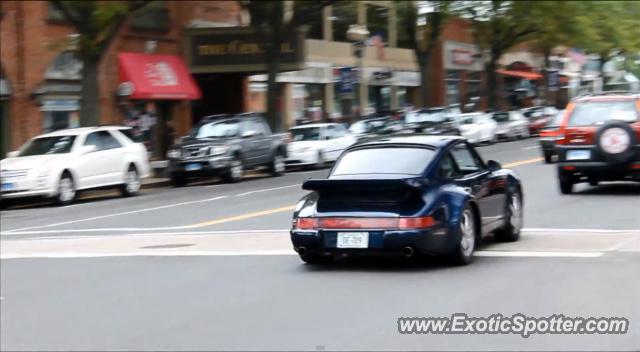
[{"left": 290, "top": 135, "right": 523, "bottom": 265}]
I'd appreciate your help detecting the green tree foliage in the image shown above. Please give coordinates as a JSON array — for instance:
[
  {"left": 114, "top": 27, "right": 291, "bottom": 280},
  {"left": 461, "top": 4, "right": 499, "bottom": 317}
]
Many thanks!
[
  {"left": 572, "top": 1, "right": 640, "bottom": 75},
  {"left": 51, "top": 1, "right": 150, "bottom": 126},
  {"left": 396, "top": 1, "right": 451, "bottom": 107},
  {"left": 241, "top": 0, "right": 333, "bottom": 131}
]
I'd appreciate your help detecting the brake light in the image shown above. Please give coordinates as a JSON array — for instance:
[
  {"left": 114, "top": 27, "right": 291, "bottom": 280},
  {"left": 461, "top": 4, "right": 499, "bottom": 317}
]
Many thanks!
[
  {"left": 398, "top": 216, "right": 436, "bottom": 229},
  {"left": 295, "top": 218, "right": 318, "bottom": 230},
  {"left": 631, "top": 164, "right": 640, "bottom": 170},
  {"left": 293, "top": 216, "right": 437, "bottom": 230}
]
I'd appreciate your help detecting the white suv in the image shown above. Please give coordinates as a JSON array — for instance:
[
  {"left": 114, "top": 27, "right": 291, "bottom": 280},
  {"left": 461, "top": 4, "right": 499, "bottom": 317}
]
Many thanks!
[{"left": 1, "top": 126, "right": 150, "bottom": 205}]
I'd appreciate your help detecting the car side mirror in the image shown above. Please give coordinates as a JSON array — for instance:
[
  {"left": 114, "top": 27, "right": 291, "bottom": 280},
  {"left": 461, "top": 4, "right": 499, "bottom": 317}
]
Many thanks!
[
  {"left": 6, "top": 150, "right": 19, "bottom": 158},
  {"left": 487, "top": 160, "right": 501, "bottom": 172},
  {"left": 80, "top": 145, "right": 97, "bottom": 154},
  {"left": 241, "top": 130, "right": 256, "bottom": 138}
]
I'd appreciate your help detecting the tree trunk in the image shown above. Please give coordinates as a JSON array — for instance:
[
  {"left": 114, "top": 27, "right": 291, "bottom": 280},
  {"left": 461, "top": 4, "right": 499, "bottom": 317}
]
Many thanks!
[
  {"left": 80, "top": 58, "right": 100, "bottom": 126},
  {"left": 418, "top": 52, "right": 430, "bottom": 108},
  {"left": 485, "top": 57, "right": 499, "bottom": 110},
  {"left": 265, "top": 55, "right": 281, "bottom": 132}
]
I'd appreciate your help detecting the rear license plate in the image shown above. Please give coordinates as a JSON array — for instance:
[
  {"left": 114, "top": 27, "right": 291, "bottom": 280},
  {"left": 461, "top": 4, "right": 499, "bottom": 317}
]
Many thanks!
[
  {"left": 336, "top": 232, "right": 369, "bottom": 248},
  {"left": 1, "top": 182, "right": 14, "bottom": 191},
  {"left": 185, "top": 163, "right": 202, "bottom": 172},
  {"left": 566, "top": 150, "right": 591, "bottom": 161}
]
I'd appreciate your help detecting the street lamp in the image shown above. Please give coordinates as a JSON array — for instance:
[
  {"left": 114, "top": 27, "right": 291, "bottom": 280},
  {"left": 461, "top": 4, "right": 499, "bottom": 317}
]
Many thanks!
[{"left": 347, "top": 24, "right": 369, "bottom": 120}]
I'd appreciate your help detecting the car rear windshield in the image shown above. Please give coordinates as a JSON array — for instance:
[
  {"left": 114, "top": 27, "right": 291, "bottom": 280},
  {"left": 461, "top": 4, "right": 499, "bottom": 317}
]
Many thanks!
[
  {"left": 492, "top": 112, "right": 510, "bottom": 123},
  {"left": 568, "top": 101, "right": 638, "bottom": 126},
  {"left": 332, "top": 147, "right": 435, "bottom": 176},
  {"left": 19, "top": 136, "right": 76, "bottom": 156},
  {"left": 290, "top": 127, "right": 320, "bottom": 141},
  {"left": 193, "top": 120, "right": 240, "bottom": 138}
]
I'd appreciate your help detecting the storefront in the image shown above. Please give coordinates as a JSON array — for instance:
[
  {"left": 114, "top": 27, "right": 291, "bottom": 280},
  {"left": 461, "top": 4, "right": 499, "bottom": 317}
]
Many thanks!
[
  {"left": 117, "top": 52, "right": 201, "bottom": 159},
  {"left": 496, "top": 62, "right": 543, "bottom": 109},
  {"left": 441, "top": 41, "right": 483, "bottom": 109}
]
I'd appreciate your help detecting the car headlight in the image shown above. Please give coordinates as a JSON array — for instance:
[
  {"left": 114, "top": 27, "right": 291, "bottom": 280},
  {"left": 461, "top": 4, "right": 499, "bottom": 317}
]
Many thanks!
[
  {"left": 167, "top": 149, "right": 181, "bottom": 159},
  {"left": 210, "top": 145, "right": 228, "bottom": 155}
]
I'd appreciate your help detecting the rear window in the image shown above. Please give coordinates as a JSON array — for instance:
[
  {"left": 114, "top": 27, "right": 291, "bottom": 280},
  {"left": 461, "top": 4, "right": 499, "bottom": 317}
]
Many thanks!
[
  {"left": 568, "top": 101, "right": 638, "bottom": 126},
  {"left": 332, "top": 147, "right": 435, "bottom": 176}
]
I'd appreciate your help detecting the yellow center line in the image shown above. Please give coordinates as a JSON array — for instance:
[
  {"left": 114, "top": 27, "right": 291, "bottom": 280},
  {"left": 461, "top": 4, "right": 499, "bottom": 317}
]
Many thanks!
[
  {"left": 186, "top": 205, "right": 296, "bottom": 229},
  {"left": 503, "top": 157, "right": 544, "bottom": 168},
  {"left": 186, "top": 157, "right": 543, "bottom": 229}
]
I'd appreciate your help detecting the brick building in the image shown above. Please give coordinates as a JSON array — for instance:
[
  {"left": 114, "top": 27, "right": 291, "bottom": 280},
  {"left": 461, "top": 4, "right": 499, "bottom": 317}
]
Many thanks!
[{"left": 0, "top": 0, "right": 244, "bottom": 157}]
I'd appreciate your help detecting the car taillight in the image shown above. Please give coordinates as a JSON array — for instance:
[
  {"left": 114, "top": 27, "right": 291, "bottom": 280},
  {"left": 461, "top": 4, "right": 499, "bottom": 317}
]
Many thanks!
[
  {"left": 555, "top": 134, "right": 567, "bottom": 144},
  {"left": 398, "top": 216, "right": 436, "bottom": 229},
  {"left": 295, "top": 218, "right": 318, "bottom": 230},
  {"left": 293, "top": 216, "right": 436, "bottom": 230}
]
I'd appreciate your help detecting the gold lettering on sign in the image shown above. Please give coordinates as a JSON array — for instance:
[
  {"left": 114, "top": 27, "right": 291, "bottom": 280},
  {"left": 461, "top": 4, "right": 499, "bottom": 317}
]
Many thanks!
[
  {"left": 197, "top": 41, "right": 294, "bottom": 56},
  {"left": 198, "top": 45, "right": 226, "bottom": 55}
]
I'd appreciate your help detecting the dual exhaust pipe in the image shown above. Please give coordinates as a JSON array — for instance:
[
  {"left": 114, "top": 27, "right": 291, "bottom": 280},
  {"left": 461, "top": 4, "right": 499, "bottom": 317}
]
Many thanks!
[{"left": 297, "top": 246, "right": 415, "bottom": 258}]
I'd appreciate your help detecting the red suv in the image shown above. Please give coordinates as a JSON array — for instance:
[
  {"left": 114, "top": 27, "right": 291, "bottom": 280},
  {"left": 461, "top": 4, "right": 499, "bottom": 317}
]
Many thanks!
[{"left": 556, "top": 92, "right": 640, "bottom": 194}]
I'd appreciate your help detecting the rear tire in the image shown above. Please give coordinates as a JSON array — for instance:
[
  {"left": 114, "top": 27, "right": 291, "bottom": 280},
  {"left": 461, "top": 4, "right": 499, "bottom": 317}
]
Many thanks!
[
  {"left": 315, "top": 151, "right": 325, "bottom": 169},
  {"left": 56, "top": 172, "right": 76, "bottom": 206},
  {"left": 223, "top": 155, "right": 243, "bottom": 183},
  {"left": 121, "top": 165, "right": 140, "bottom": 197},
  {"left": 494, "top": 191, "right": 522, "bottom": 242},
  {"left": 171, "top": 173, "right": 187, "bottom": 187},
  {"left": 544, "top": 153, "right": 552, "bottom": 163},
  {"left": 449, "top": 205, "right": 476, "bottom": 265},
  {"left": 558, "top": 169, "right": 574, "bottom": 194},
  {"left": 269, "top": 152, "right": 285, "bottom": 177}
]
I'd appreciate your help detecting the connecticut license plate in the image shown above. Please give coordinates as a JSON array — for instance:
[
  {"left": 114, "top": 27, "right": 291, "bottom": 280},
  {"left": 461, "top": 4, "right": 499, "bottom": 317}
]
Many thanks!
[
  {"left": 1, "top": 182, "right": 14, "bottom": 191},
  {"left": 185, "top": 163, "right": 202, "bottom": 172},
  {"left": 566, "top": 150, "right": 591, "bottom": 161},
  {"left": 336, "top": 232, "right": 369, "bottom": 248}
]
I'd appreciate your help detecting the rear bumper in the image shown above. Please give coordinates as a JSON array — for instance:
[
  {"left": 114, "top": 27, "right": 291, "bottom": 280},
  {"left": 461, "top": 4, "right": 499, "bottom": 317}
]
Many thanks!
[
  {"left": 290, "top": 227, "right": 459, "bottom": 256},
  {"left": 556, "top": 145, "right": 640, "bottom": 180}
]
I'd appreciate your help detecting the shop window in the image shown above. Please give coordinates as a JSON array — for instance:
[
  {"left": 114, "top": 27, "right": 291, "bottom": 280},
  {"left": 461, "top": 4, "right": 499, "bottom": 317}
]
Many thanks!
[
  {"left": 466, "top": 71, "right": 482, "bottom": 109},
  {"left": 366, "top": 6, "right": 389, "bottom": 44},
  {"left": 295, "top": 1, "right": 323, "bottom": 40},
  {"left": 397, "top": 87, "right": 407, "bottom": 108},
  {"left": 130, "top": 1, "right": 169, "bottom": 33},
  {"left": 331, "top": 2, "right": 358, "bottom": 42},
  {"left": 445, "top": 70, "right": 460, "bottom": 106}
]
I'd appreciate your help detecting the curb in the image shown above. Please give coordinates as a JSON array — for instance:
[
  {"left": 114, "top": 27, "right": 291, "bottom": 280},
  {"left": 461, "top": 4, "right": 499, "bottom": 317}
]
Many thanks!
[{"left": 141, "top": 178, "right": 172, "bottom": 190}]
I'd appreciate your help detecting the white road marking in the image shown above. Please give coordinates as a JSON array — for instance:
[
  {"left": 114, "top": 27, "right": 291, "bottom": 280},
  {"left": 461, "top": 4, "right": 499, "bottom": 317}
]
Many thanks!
[
  {"left": 1, "top": 250, "right": 609, "bottom": 260},
  {"left": 475, "top": 251, "right": 603, "bottom": 258},
  {"left": 3, "top": 195, "right": 229, "bottom": 233},
  {"left": 236, "top": 184, "right": 299, "bottom": 196},
  {"left": 522, "top": 228, "right": 640, "bottom": 234},
  {"left": 522, "top": 146, "right": 539, "bottom": 150}
]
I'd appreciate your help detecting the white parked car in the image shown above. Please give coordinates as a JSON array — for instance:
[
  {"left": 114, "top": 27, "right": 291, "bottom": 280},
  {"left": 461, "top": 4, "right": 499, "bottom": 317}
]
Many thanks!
[
  {"left": 0, "top": 126, "right": 150, "bottom": 206},
  {"left": 456, "top": 112, "right": 498, "bottom": 145},
  {"left": 490, "top": 111, "right": 530, "bottom": 140},
  {"left": 286, "top": 123, "right": 357, "bottom": 168}
]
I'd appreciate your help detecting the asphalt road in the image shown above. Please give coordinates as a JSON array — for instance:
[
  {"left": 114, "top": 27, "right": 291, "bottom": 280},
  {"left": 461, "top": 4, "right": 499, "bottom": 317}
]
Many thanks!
[{"left": 1, "top": 138, "right": 639, "bottom": 351}]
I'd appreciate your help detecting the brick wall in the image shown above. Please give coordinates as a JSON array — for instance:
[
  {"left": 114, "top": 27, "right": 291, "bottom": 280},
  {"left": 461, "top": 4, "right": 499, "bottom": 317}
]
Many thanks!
[{"left": 1, "top": 0, "right": 243, "bottom": 149}]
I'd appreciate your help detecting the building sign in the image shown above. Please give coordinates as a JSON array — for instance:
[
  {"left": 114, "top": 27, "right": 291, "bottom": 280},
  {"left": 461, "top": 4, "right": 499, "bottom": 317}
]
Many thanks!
[
  {"left": 444, "top": 41, "right": 482, "bottom": 71},
  {"left": 185, "top": 27, "right": 305, "bottom": 74},
  {"left": 337, "top": 67, "right": 355, "bottom": 94}
]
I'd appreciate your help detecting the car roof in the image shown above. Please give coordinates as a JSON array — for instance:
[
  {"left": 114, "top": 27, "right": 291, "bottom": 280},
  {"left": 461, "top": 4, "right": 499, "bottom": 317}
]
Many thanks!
[
  {"left": 36, "top": 126, "right": 127, "bottom": 138},
  {"left": 289, "top": 123, "right": 336, "bottom": 129},
  {"left": 574, "top": 92, "right": 640, "bottom": 103},
  {"left": 352, "top": 135, "right": 464, "bottom": 149}
]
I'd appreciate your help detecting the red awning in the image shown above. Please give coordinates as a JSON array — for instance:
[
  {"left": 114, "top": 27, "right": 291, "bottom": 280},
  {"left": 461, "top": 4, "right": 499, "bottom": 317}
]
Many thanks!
[
  {"left": 118, "top": 53, "right": 201, "bottom": 100},
  {"left": 496, "top": 69, "right": 542, "bottom": 80}
]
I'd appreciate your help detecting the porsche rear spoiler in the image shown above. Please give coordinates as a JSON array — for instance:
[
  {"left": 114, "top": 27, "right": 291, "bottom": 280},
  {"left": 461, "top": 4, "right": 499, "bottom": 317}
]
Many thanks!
[{"left": 302, "top": 178, "right": 423, "bottom": 193}]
